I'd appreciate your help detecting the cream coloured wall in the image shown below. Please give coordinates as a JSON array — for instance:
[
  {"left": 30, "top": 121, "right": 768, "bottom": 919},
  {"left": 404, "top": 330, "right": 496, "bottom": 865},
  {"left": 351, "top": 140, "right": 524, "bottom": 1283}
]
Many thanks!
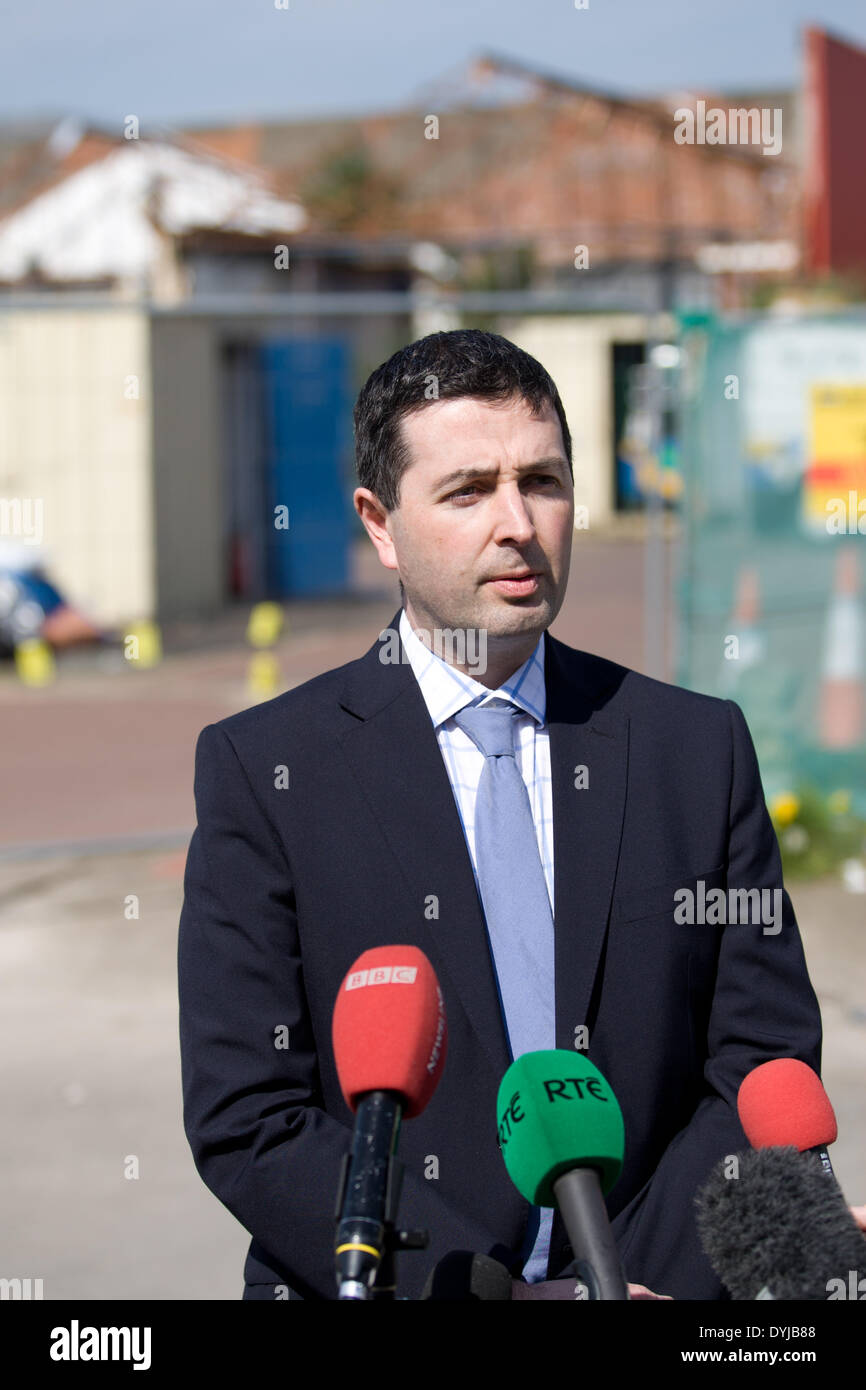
[{"left": 0, "top": 306, "right": 154, "bottom": 627}]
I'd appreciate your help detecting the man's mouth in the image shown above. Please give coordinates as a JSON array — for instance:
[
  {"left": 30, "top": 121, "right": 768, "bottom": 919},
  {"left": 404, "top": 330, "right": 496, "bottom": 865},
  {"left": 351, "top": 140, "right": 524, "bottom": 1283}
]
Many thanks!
[{"left": 486, "top": 571, "right": 541, "bottom": 595}]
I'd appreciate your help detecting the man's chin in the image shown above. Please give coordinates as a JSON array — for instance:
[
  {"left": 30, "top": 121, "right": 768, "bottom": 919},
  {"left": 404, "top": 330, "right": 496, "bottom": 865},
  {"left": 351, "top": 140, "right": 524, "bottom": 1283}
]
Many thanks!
[{"left": 476, "top": 595, "right": 553, "bottom": 637}]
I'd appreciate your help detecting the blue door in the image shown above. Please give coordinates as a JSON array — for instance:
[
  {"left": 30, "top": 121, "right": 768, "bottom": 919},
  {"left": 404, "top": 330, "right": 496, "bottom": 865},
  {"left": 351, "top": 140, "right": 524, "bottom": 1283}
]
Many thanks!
[{"left": 259, "top": 337, "right": 352, "bottom": 597}]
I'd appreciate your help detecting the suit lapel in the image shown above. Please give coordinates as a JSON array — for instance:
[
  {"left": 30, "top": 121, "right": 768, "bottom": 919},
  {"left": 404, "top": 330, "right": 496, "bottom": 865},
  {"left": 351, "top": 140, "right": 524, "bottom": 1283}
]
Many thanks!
[
  {"left": 336, "top": 609, "right": 629, "bottom": 1075},
  {"left": 544, "top": 632, "right": 629, "bottom": 1047}
]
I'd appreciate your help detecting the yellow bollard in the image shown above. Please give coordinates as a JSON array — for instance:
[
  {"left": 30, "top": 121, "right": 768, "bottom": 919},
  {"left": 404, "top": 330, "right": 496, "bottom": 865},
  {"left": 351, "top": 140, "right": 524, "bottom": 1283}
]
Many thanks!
[
  {"left": 247, "top": 602, "right": 284, "bottom": 649},
  {"left": 247, "top": 650, "right": 280, "bottom": 699},
  {"left": 124, "top": 620, "right": 162, "bottom": 668},
  {"left": 14, "top": 637, "right": 56, "bottom": 686}
]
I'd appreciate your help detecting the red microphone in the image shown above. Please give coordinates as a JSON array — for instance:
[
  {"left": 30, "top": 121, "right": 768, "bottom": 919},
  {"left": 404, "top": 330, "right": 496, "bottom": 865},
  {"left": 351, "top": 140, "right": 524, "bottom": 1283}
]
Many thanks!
[
  {"left": 332, "top": 944, "right": 446, "bottom": 1116},
  {"left": 738, "top": 1058, "right": 838, "bottom": 1178},
  {"left": 331, "top": 945, "right": 447, "bottom": 1299}
]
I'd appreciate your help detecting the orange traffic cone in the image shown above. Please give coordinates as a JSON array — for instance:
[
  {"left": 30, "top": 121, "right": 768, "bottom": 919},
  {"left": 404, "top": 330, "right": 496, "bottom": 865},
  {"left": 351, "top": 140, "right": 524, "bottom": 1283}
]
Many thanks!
[{"left": 720, "top": 565, "right": 765, "bottom": 693}]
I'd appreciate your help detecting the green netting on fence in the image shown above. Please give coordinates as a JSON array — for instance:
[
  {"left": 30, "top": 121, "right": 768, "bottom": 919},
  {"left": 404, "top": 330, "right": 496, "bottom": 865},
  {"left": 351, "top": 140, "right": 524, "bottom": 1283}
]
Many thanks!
[{"left": 676, "top": 311, "right": 866, "bottom": 826}]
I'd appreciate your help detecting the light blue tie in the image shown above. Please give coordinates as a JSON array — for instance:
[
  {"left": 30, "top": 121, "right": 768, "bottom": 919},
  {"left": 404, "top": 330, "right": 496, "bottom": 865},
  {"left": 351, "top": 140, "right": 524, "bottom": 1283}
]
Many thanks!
[{"left": 452, "top": 700, "right": 556, "bottom": 1282}]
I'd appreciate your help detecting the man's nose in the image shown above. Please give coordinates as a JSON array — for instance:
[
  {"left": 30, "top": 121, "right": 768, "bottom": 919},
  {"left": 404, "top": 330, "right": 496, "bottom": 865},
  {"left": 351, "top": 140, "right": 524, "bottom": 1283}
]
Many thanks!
[{"left": 490, "top": 485, "right": 536, "bottom": 541}]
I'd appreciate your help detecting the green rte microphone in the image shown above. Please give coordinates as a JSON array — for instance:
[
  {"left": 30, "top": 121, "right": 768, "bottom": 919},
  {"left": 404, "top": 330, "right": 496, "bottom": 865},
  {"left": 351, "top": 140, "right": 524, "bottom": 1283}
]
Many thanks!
[{"left": 497, "top": 1050, "right": 629, "bottom": 1299}]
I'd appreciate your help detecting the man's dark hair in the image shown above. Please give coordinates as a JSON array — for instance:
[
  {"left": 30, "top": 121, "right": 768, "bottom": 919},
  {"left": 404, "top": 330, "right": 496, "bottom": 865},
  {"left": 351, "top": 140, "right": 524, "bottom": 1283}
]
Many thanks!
[{"left": 353, "top": 328, "right": 573, "bottom": 514}]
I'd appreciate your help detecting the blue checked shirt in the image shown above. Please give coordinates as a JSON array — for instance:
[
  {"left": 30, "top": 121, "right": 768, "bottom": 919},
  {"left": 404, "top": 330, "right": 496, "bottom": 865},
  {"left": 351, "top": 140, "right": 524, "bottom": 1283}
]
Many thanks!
[{"left": 398, "top": 608, "right": 555, "bottom": 1282}]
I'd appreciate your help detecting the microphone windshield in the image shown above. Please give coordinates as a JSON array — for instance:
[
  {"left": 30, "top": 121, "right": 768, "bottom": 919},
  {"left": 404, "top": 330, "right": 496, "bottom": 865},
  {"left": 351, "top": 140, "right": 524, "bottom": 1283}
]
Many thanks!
[
  {"left": 332, "top": 945, "right": 446, "bottom": 1117},
  {"left": 496, "top": 1050, "right": 624, "bottom": 1206},
  {"left": 738, "top": 1059, "right": 837, "bottom": 1151},
  {"left": 696, "top": 1146, "right": 865, "bottom": 1300}
]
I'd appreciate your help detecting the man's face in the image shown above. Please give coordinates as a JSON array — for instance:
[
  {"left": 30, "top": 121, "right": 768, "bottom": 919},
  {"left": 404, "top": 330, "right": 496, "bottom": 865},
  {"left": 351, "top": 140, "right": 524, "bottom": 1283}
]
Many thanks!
[{"left": 355, "top": 393, "right": 574, "bottom": 656}]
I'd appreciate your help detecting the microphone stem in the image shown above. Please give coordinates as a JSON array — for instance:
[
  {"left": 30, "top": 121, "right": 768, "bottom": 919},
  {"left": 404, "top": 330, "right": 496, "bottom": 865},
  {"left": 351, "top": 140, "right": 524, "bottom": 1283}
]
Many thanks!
[
  {"left": 336, "top": 1091, "right": 402, "bottom": 1298},
  {"left": 553, "top": 1167, "right": 629, "bottom": 1300}
]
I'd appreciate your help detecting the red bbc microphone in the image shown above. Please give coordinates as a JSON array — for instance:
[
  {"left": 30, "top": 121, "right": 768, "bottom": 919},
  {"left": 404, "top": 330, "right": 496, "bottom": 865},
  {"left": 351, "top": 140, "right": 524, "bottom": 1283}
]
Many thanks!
[{"left": 331, "top": 945, "right": 447, "bottom": 1299}]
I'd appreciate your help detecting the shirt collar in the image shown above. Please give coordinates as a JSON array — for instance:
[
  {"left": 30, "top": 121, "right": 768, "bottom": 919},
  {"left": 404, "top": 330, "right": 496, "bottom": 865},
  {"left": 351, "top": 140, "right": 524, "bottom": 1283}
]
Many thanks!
[{"left": 398, "top": 607, "right": 547, "bottom": 730}]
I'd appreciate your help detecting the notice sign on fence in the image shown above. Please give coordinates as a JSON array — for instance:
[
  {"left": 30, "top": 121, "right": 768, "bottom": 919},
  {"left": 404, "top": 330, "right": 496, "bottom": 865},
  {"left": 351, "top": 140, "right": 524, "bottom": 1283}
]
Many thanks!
[{"left": 805, "top": 383, "right": 866, "bottom": 534}]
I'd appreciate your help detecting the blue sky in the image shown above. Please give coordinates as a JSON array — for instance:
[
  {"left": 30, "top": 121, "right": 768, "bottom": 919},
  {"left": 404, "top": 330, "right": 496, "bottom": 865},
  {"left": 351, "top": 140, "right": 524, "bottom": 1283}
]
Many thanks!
[{"left": 1, "top": 0, "right": 865, "bottom": 129}]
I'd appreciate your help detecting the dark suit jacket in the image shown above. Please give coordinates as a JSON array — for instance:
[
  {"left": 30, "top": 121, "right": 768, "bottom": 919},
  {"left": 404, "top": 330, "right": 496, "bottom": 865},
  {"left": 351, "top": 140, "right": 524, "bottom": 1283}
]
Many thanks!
[{"left": 177, "top": 606, "right": 822, "bottom": 1300}]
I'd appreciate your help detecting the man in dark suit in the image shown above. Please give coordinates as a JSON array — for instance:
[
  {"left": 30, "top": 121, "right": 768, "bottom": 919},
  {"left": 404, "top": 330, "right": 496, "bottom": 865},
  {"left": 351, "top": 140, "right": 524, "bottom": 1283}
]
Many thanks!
[{"left": 178, "top": 329, "right": 822, "bottom": 1300}]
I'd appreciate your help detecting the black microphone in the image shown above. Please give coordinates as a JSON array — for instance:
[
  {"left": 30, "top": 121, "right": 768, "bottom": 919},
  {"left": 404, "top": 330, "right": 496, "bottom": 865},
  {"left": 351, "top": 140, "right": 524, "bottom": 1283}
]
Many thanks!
[
  {"left": 695, "top": 1146, "right": 866, "bottom": 1300},
  {"left": 421, "top": 1252, "right": 514, "bottom": 1301}
]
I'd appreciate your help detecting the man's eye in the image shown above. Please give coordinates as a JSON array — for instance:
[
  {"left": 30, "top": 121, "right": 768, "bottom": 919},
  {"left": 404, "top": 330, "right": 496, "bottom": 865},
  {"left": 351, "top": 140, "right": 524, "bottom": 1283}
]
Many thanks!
[{"left": 448, "top": 476, "right": 557, "bottom": 500}]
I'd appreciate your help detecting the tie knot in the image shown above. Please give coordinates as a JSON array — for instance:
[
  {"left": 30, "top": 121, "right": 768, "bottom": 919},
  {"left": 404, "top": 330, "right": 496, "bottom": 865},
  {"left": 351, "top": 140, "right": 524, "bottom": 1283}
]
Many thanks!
[{"left": 453, "top": 703, "right": 519, "bottom": 759}]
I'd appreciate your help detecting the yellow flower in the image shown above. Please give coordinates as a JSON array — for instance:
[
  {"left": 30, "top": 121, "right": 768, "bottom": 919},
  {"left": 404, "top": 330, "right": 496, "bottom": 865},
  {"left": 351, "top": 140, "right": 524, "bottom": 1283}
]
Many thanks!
[
  {"left": 770, "top": 792, "right": 800, "bottom": 827},
  {"left": 827, "top": 790, "right": 851, "bottom": 816}
]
